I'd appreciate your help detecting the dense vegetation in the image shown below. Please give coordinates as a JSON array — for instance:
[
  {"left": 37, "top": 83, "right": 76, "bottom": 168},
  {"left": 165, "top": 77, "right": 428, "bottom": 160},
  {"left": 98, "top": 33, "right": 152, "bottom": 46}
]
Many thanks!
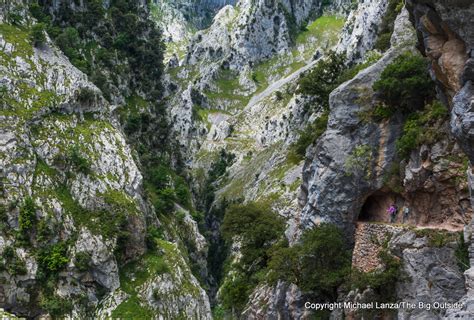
[
  {"left": 373, "top": 52, "right": 435, "bottom": 115},
  {"left": 396, "top": 100, "right": 448, "bottom": 158},
  {"left": 2, "top": 3, "right": 175, "bottom": 317},
  {"left": 268, "top": 224, "right": 351, "bottom": 301},
  {"left": 219, "top": 205, "right": 352, "bottom": 317},
  {"left": 220, "top": 202, "right": 285, "bottom": 313},
  {"left": 297, "top": 51, "right": 347, "bottom": 109},
  {"left": 30, "top": 0, "right": 164, "bottom": 95},
  {"left": 369, "top": 52, "right": 443, "bottom": 158},
  {"left": 350, "top": 247, "right": 404, "bottom": 318},
  {"left": 30, "top": 0, "right": 170, "bottom": 162}
]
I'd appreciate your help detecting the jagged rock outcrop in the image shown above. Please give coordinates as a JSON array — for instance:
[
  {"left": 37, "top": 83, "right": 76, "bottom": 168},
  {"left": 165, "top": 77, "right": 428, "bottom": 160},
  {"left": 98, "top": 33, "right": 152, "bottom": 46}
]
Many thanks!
[
  {"left": 401, "top": 137, "right": 471, "bottom": 230},
  {"left": 243, "top": 282, "right": 309, "bottom": 319},
  {"left": 300, "top": 8, "right": 418, "bottom": 230},
  {"left": 337, "top": 0, "right": 389, "bottom": 62},
  {"left": 0, "top": 2, "right": 212, "bottom": 318},
  {"left": 405, "top": 1, "right": 474, "bottom": 318},
  {"left": 4, "top": 0, "right": 474, "bottom": 318},
  {"left": 154, "top": 0, "right": 236, "bottom": 35},
  {"left": 340, "top": 223, "right": 465, "bottom": 320},
  {"left": 0, "top": 28, "right": 143, "bottom": 316},
  {"left": 185, "top": 0, "right": 350, "bottom": 86}
]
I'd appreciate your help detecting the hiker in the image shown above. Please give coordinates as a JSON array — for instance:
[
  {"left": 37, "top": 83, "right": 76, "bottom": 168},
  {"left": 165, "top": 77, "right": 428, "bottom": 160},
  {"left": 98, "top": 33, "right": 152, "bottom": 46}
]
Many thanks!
[
  {"left": 387, "top": 204, "right": 396, "bottom": 223},
  {"left": 403, "top": 207, "right": 410, "bottom": 223}
]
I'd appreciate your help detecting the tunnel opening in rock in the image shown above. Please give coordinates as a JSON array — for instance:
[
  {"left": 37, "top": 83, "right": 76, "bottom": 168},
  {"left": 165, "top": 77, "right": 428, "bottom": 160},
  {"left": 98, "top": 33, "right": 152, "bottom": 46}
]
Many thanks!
[{"left": 358, "top": 191, "right": 403, "bottom": 223}]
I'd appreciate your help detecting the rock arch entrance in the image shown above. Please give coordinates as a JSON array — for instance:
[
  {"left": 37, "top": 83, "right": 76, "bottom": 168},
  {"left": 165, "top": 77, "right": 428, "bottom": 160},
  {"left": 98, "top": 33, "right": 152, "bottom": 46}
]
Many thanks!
[{"left": 358, "top": 191, "right": 403, "bottom": 223}]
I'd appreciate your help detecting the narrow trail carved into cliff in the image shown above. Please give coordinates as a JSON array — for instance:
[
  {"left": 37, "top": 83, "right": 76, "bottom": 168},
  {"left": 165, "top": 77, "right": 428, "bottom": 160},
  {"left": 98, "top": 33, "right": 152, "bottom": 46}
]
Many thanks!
[
  {"left": 356, "top": 221, "right": 463, "bottom": 232},
  {"left": 245, "top": 57, "right": 320, "bottom": 109}
]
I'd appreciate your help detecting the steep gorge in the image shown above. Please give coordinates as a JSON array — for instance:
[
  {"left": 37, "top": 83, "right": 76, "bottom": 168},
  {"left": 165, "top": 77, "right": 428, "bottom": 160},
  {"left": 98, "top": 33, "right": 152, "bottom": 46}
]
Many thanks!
[{"left": 1, "top": 0, "right": 474, "bottom": 319}]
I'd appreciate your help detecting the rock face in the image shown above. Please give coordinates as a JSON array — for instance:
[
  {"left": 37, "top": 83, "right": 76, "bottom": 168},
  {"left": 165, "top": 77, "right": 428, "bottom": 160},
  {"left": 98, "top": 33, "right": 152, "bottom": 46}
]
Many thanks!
[
  {"left": 163, "top": 0, "right": 474, "bottom": 317},
  {"left": 3, "top": 0, "right": 474, "bottom": 318},
  {"left": 406, "top": 0, "right": 474, "bottom": 160},
  {"left": 185, "top": 0, "right": 350, "bottom": 83},
  {"left": 300, "top": 8, "right": 418, "bottom": 231},
  {"left": 154, "top": 0, "right": 236, "bottom": 33},
  {"left": 342, "top": 223, "right": 465, "bottom": 320},
  {"left": 401, "top": 137, "right": 471, "bottom": 230},
  {"left": 243, "top": 282, "right": 309, "bottom": 320},
  {"left": 0, "top": 1, "right": 211, "bottom": 318},
  {"left": 337, "top": 0, "right": 389, "bottom": 62},
  {"left": 1, "top": 18, "right": 136, "bottom": 315},
  {"left": 404, "top": 1, "right": 474, "bottom": 319}
]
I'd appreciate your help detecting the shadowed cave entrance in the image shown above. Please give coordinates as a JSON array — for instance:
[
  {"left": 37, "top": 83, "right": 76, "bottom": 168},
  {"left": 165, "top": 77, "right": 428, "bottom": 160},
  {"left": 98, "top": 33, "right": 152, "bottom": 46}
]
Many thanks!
[{"left": 358, "top": 191, "right": 403, "bottom": 223}]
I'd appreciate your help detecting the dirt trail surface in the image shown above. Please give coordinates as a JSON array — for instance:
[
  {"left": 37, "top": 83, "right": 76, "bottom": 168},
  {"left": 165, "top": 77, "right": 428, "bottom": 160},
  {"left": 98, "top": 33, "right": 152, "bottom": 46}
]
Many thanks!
[
  {"left": 245, "top": 58, "right": 319, "bottom": 109},
  {"left": 356, "top": 221, "right": 463, "bottom": 232}
]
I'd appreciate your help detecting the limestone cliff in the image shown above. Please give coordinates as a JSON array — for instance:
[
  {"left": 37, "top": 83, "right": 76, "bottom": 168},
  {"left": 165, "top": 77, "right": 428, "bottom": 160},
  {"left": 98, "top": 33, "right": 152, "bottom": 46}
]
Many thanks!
[
  {"left": 2, "top": 0, "right": 474, "bottom": 319},
  {"left": 405, "top": 0, "right": 474, "bottom": 318},
  {"left": 0, "top": 0, "right": 211, "bottom": 318}
]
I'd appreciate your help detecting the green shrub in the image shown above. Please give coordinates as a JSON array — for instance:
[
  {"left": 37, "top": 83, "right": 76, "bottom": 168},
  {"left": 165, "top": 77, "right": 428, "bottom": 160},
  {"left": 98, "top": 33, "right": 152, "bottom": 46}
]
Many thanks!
[
  {"left": 40, "top": 295, "right": 73, "bottom": 317},
  {"left": 288, "top": 111, "right": 329, "bottom": 163},
  {"left": 37, "top": 218, "right": 53, "bottom": 243},
  {"left": 124, "top": 114, "right": 141, "bottom": 134},
  {"left": 275, "top": 91, "right": 284, "bottom": 101},
  {"left": 298, "top": 51, "right": 347, "bottom": 109},
  {"left": 29, "top": 3, "right": 50, "bottom": 24},
  {"left": 268, "top": 224, "right": 350, "bottom": 300},
  {"left": 220, "top": 272, "right": 254, "bottom": 313},
  {"left": 396, "top": 116, "right": 421, "bottom": 158},
  {"left": 191, "top": 210, "right": 204, "bottom": 224},
  {"left": 298, "top": 50, "right": 381, "bottom": 112},
  {"left": 3, "top": 246, "right": 15, "bottom": 259},
  {"left": 374, "top": 33, "right": 392, "bottom": 52},
  {"left": 372, "top": 104, "right": 395, "bottom": 120},
  {"left": 67, "top": 145, "right": 91, "bottom": 174},
  {"left": 8, "top": 258, "right": 28, "bottom": 276},
  {"left": 148, "top": 165, "right": 171, "bottom": 190},
  {"left": 37, "top": 242, "right": 69, "bottom": 275},
  {"left": 174, "top": 176, "right": 192, "bottom": 208},
  {"left": 3, "top": 246, "right": 28, "bottom": 276},
  {"left": 455, "top": 233, "right": 470, "bottom": 272},
  {"left": 145, "top": 226, "right": 163, "bottom": 250},
  {"left": 153, "top": 188, "right": 176, "bottom": 214},
  {"left": 19, "top": 197, "right": 37, "bottom": 232},
  {"left": 8, "top": 8, "right": 23, "bottom": 26},
  {"left": 396, "top": 101, "right": 448, "bottom": 158},
  {"left": 75, "top": 252, "right": 92, "bottom": 272},
  {"left": 77, "top": 87, "right": 96, "bottom": 104},
  {"left": 55, "top": 27, "right": 81, "bottom": 58},
  {"left": 427, "top": 100, "right": 449, "bottom": 119},
  {"left": 220, "top": 202, "right": 285, "bottom": 313},
  {"left": 338, "top": 51, "right": 382, "bottom": 83},
  {"left": 31, "top": 23, "right": 47, "bottom": 47},
  {"left": 373, "top": 52, "right": 435, "bottom": 113},
  {"left": 222, "top": 202, "right": 285, "bottom": 271}
]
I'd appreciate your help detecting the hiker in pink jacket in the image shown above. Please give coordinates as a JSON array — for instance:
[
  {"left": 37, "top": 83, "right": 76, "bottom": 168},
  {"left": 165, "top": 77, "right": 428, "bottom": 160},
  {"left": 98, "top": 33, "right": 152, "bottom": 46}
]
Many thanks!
[{"left": 387, "top": 204, "right": 396, "bottom": 223}]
